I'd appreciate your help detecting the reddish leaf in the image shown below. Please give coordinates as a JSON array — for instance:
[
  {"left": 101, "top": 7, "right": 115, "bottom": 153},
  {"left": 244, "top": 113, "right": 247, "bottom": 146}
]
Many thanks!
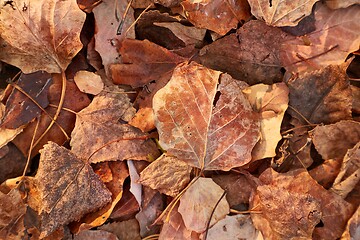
[
  {"left": 0, "top": 0, "right": 86, "bottom": 73},
  {"left": 153, "top": 62, "right": 260, "bottom": 170}
]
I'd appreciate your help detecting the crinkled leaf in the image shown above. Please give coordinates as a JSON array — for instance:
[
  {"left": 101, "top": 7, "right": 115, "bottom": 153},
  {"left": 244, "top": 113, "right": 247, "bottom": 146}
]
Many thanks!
[
  {"left": 0, "top": 0, "right": 85, "bottom": 73},
  {"left": 178, "top": 177, "right": 229, "bottom": 233},
  {"left": 35, "top": 142, "right": 112, "bottom": 237},
  {"left": 153, "top": 62, "right": 260, "bottom": 170},
  {"left": 280, "top": 3, "right": 360, "bottom": 73}
]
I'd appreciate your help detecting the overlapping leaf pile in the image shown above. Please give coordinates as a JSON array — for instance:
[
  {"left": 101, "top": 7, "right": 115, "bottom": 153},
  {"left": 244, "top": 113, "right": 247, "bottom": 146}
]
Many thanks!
[{"left": 0, "top": 0, "right": 359, "bottom": 239}]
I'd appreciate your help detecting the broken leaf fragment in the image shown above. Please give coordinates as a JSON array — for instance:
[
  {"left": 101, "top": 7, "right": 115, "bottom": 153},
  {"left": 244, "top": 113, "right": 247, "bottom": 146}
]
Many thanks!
[
  {"left": 35, "top": 142, "right": 112, "bottom": 237},
  {"left": 153, "top": 62, "right": 260, "bottom": 170}
]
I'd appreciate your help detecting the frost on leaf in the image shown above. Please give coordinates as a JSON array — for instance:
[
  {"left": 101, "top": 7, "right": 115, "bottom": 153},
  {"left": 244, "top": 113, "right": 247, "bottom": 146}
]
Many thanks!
[
  {"left": 178, "top": 177, "right": 229, "bottom": 233},
  {"left": 35, "top": 142, "right": 112, "bottom": 237},
  {"left": 70, "top": 89, "right": 159, "bottom": 163},
  {"left": 280, "top": 3, "right": 360, "bottom": 73},
  {"left": 247, "top": 0, "right": 318, "bottom": 27},
  {"left": 0, "top": 0, "right": 86, "bottom": 73},
  {"left": 153, "top": 62, "right": 260, "bottom": 170},
  {"left": 139, "top": 154, "right": 192, "bottom": 197}
]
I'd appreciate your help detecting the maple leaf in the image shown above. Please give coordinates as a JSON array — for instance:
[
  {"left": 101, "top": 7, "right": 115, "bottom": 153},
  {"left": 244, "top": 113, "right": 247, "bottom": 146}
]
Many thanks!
[
  {"left": 0, "top": 0, "right": 85, "bottom": 73},
  {"left": 280, "top": 3, "right": 360, "bottom": 73},
  {"left": 139, "top": 154, "right": 192, "bottom": 197},
  {"left": 181, "top": 0, "right": 251, "bottom": 35},
  {"left": 153, "top": 62, "right": 260, "bottom": 170},
  {"left": 70, "top": 88, "right": 159, "bottom": 163},
  {"left": 247, "top": 0, "right": 318, "bottom": 27},
  {"left": 178, "top": 177, "right": 229, "bottom": 233},
  {"left": 35, "top": 142, "right": 112, "bottom": 237}
]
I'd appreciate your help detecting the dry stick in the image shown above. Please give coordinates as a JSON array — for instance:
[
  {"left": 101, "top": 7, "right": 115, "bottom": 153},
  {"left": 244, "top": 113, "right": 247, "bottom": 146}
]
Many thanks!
[
  {"left": 48, "top": 104, "right": 78, "bottom": 115},
  {"left": 32, "top": 71, "right": 68, "bottom": 149},
  {"left": 230, "top": 208, "right": 262, "bottom": 214},
  {"left": 287, "top": 105, "right": 313, "bottom": 125},
  {"left": 124, "top": 4, "right": 152, "bottom": 36},
  {"left": 142, "top": 234, "right": 160, "bottom": 240},
  {"left": 116, "top": 0, "right": 133, "bottom": 35},
  {"left": 203, "top": 190, "right": 227, "bottom": 240},
  {"left": 281, "top": 123, "right": 318, "bottom": 135},
  {"left": 22, "top": 117, "right": 40, "bottom": 177}
]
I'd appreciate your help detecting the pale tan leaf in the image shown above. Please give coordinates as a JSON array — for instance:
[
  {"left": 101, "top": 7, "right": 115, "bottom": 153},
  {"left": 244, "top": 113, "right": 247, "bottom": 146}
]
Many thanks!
[
  {"left": 247, "top": 0, "right": 318, "bottom": 26},
  {"left": 139, "top": 154, "right": 191, "bottom": 197},
  {"left": 153, "top": 62, "right": 260, "bottom": 170},
  {"left": 280, "top": 3, "right": 360, "bottom": 73},
  {"left": 326, "top": 0, "right": 360, "bottom": 9},
  {"left": 178, "top": 177, "right": 229, "bottom": 233},
  {"left": 74, "top": 71, "right": 104, "bottom": 95},
  {"left": 0, "top": 0, "right": 85, "bottom": 73},
  {"left": 243, "top": 83, "right": 289, "bottom": 160},
  {"left": 0, "top": 127, "right": 24, "bottom": 149}
]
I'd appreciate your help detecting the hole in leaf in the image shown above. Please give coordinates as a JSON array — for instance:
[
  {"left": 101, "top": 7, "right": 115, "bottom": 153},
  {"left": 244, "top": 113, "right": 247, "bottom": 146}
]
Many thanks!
[
  {"left": 269, "top": 0, "right": 272, "bottom": 7},
  {"left": 213, "top": 91, "right": 221, "bottom": 107},
  {"left": 315, "top": 220, "right": 324, "bottom": 228}
]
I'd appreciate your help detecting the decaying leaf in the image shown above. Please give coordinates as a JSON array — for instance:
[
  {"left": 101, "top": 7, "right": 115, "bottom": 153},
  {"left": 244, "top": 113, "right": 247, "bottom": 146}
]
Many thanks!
[
  {"left": 247, "top": 0, "right": 318, "bottom": 26},
  {"left": 35, "top": 142, "right": 112, "bottom": 237},
  {"left": 310, "top": 120, "right": 360, "bottom": 160},
  {"left": 74, "top": 71, "right": 104, "bottom": 95},
  {"left": 0, "top": 189, "right": 27, "bottom": 240},
  {"left": 178, "top": 177, "right": 229, "bottom": 233},
  {"left": 199, "top": 20, "right": 290, "bottom": 85},
  {"left": 280, "top": 3, "right": 360, "bottom": 73},
  {"left": 139, "top": 154, "right": 191, "bottom": 197},
  {"left": 71, "top": 89, "right": 159, "bottom": 163},
  {"left": 0, "top": 0, "right": 86, "bottom": 73},
  {"left": 153, "top": 62, "right": 260, "bottom": 170},
  {"left": 110, "top": 39, "right": 185, "bottom": 88},
  {"left": 181, "top": 0, "right": 251, "bottom": 35},
  {"left": 287, "top": 64, "right": 352, "bottom": 125},
  {"left": 243, "top": 83, "right": 289, "bottom": 160},
  {"left": 251, "top": 168, "right": 355, "bottom": 239}
]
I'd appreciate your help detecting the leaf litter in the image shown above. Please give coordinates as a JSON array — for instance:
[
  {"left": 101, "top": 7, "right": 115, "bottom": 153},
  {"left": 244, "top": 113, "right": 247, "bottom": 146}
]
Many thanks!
[{"left": 0, "top": 0, "right": 359, "bottom": 239}]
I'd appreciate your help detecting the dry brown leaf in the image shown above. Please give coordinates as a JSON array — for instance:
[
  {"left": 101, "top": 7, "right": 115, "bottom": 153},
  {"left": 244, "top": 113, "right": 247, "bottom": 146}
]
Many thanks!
[
  {"left": 181, "top": 0, "right": 251, "bottom": 35},
  {"left": 310, "top": 120, "right": 360, "bottom": 160},
  {"left": 247, "top": 0, "right": 318, "bottom": 27},
  {"left": 243, "top": 83, "right": 289, "bottom": 160},
  {"left": 309, "top": 159, "right": 342, "bottom": 188},
  {"left": 74, "top": 71, "right": 104, "bottom": 95},
  {"left": 74, "top": 229, "right": 119, "bottom": 240},
  {"left": 199, "top": 20, "right": 290, "bottom": 85},
  {"left": 0, "top": 189, "right": 26, "bottom": 240},
  {"left": 287, "top": 64, "right": 352, "bottom": 125},
  {"left": 153, "top": 62, "right": 260, "bottom": 170},
  {"left": 35, "top": 142, "right": 112, "bottom": 237},
  {"left": 93, "top": 0, "right": 135, "bottom": 75},
  {"left": 280, "top": 3, "right": 360, "bottom": 73},
  {"left": 0, "top": 0, "right": 85, "bottom": 73},
  {"left": 70, "top": 89, "right": 159, "bottom": 163},
  {"left": 129, "top": 108, "right": 156, "bottom": 133},
  {"left": 331, "top": 142, "right": 360, "bottom": 198},
  {"left": 0, "top": 144, "right": 26, "bottom": 183},
  {"left": 139, "top": 154, "right": 191, "bottom": 197},
  {"left": 251, "top": 168, "right": 355, "bottom": 239},
  {"left": 0, "top": 126, "right": 24, "bottom": 149},
  {"left": 99, "top": 219, "right": 141, "bottom": 240},
  {"left": 110, "top": 39, "right": 185, "bottom": 88},
  {"left": 341, "top": 205, "right": 360, "bottom": 240},
  {"left": 110, "top": 187, "right": 140, "bottom": 221},
  {"left": 178, "top": 177, "right": 229, "bottom": 233},
  {"left": 202, "top": 215, "right": 263, "bottom": 240},
  {"left": 326, "top": 0, "right": 360, "bottom": 9}
]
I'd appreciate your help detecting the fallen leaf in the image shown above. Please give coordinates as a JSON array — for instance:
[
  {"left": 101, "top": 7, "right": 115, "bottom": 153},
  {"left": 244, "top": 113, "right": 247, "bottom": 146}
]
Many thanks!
[
  {"left": 153, "top": 62, "right": 260, "bottom": 170},
  {"left": 0, "top": 0, "right": 86, "bottom": 73},
  {"left": 178, "top": 177, "right": 230, "bottom": 233},
  {"left": 326, "top": 0, "right": 360, "bottom": 9},
  {"left": 0, "top": 71, "right": 52, "bottom": 129},
  {"left": 199, "top": 20, "right": 290, "bottom": 85},
  {"left": 139, "top": 154, "right": 192, "bottom": 197},
  {"left": 129, "top": 108, "right": 156, "bottom": 133},
  {"left": 341, "top": 205, "right": 360, "bottom": 240},
  {"left": 70, "top": 88, "right": 159, "bottom": 163},
  {"left": 93, "top": 0, "right": 135, "bottom": 75},
  {"left": 99, "top": 219, "right": 141, "bottom": 240},
  {"left": 35, "top": 142, "right": 112, "bottom": 237},
  {"left": 287, "top": 64, "right": 352, "bottom": 125},
  {"left": 110, "top": 187, "right": 140, "bottom": 221},
  {"left": 0, "top": 143, "right": 26, "bottom": 183},
  {"left": 110, "top": 39, "right": 185, "bottom": 87},
  {"left": 0, "top": 189, "right": 26, "bottom": 240},
  {"left": 243, "top": 83, "right": 289, "bottom": 160},
  {"left": 202, "top": 215, "right": 264, "bottom": 240},
  {"left": 0, "top": 126, "right": 24, "bottom": 149},
  {"left": 310, "top": 120, "right": 360, "bottom": 160},
  {"left": 331, "top": 142, "right": 360, "bottom": 198},
  {"left": 74, "top": 71, "right": 104, "bottom": 95},
  {"left": 128, "top": 160, "right": 143, "bottom": 208},
  {"left": 309, "top": 159, "right": 342, "bottom": 188},
  {"left": 73, "top": 229, "right": 119, "bottom": 240},
  {"left": 181, "top": 0, "right": 251, "bottom": 35},
  {"left": 280, "top": 3, "right": 360, "bottom": 73},
  {"left": 247, "top": 0, "right": 318, "bottom": 27},
  {"left": 154, "top": 0, "right": 181, "bottom": 7}
]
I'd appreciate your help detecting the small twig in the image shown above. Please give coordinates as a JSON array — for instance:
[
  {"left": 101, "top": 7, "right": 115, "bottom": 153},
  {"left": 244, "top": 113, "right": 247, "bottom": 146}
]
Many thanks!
[
  {"left": 116, "top": 0, "right": 133, "bottom": 35},
  {"left": 22, "top": 117, "right": 40, "bottom": 177},
  {"left": 288, "top": 105, "right": 312, "bottom": 125},
  {"left": 124, "top": 4, "right": 152, "bottom": 36}
]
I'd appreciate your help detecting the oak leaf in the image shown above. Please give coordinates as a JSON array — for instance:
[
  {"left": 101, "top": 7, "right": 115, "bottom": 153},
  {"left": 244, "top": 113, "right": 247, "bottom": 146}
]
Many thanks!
[
  {"left": 247, "top": 0, "right": 318, "bottom": 27},
  {"left": 153, "top": 62, "right": 260, "bottom": 170},
  {"left": 280, "top": 3, "right": 360, "bottom": 73},
  {"left": 35, "top": 142, "right": 112, "bottom": 237},
  {"left": 0, "top": 0, "right": 85, "bottom": 73}
]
